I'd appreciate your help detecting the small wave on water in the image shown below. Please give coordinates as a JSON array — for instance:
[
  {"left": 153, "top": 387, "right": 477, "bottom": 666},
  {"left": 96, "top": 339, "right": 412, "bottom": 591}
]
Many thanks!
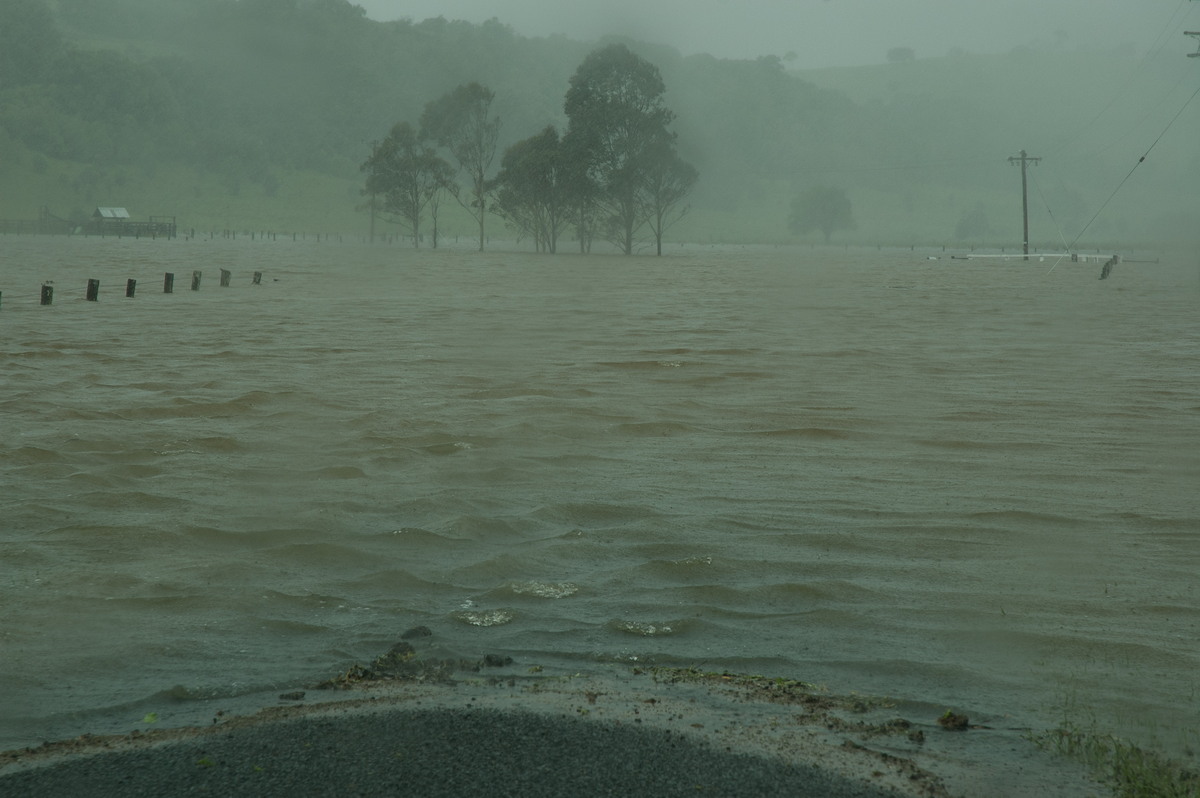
[
  {"left": 614, "top": 421, "right": 698, "bottom": 436},
  {"left": 110, "top": 390, "right": 278, "bottom": 421},
  {"left": 608, "top": 619, "right": 684, "bottom": 637},
  {"left": 6, "top": 445, "right": 67, "bottom": 465},
  {"left": 452, "top": 607, "right": 516, "bottom": 627},
  {"left": 964, "top": 508, "right": 1092, "bottom": 528},
  {"left": 308, "top": 465, "right": 368, "bottom": 479},
  {"left": 598, "top": 359, "right": 690, "bottom": 371},
  {"left": 753, "top": 426, "right": 854, "bottom": 440},
  {"left": 140, "top": 436, "right": 246, "bottom": 456},
  {"left": 505, "top": 580, "right": 580, "bottom": 599}
]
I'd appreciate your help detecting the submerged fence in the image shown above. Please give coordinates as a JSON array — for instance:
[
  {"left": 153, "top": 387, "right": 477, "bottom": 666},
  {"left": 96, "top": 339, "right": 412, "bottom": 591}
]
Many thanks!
[{"left": 0, "top": 269, "right": 264, "bottom": 312}]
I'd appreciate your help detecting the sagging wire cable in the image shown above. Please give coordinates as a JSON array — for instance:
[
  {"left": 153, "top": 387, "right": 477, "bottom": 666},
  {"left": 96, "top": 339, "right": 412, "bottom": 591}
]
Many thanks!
[
  {"left": 794, "top": 154, "right": 996, "bottom": 177},
  {"left": 1047, "top": 78, "right": 1200, "bottom": 274},
  {"left": 1056, "top": 61, "right": 1200, "bottom": 167},
  {"left": 1027, "top": 166, "right": 1073, "bottom": 259},
  {"left": 1046, "top": 0, "right": 1197, "bottom": 161},
  {"left": 806, "top": 4, "right": 1200, "bottom": 184}
]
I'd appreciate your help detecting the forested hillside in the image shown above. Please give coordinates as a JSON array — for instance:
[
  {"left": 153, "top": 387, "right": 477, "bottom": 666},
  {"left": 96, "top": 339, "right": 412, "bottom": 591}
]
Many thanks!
[{"left": 1, "top": 0, "right": 1195, "bottom": 246}]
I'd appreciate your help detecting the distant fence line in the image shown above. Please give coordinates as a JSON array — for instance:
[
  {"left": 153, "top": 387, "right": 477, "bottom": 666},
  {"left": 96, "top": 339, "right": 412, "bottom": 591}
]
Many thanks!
[
  {"left": 0, "top": 219, "right": 74, "bottom": 235},
  {"left": 0, "top": 221, "right": 1148, "bottom": 254},
  {"left": 0, "top": 218, "right": 177, "bottom": 238},
  {"left": 0, "top": 269, "right": 263, "bottom": 312},
  {"left": 186, "top": 230, "right": 347, "bottom": 242},
  {"left": 0, "top": 224, "right": 491, "bottom": 246},
  {"left": 0, "top": 222, "right": 343, "bottom": 242}
]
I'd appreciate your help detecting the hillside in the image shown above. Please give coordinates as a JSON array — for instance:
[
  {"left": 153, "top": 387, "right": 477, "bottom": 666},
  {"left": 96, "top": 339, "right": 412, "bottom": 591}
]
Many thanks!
[
  {"left": 1, "top": 0, "right": 1195, "bottom": 247},
  {"left": 798, "top": 46, "right": 1200, "bottom": 248}
]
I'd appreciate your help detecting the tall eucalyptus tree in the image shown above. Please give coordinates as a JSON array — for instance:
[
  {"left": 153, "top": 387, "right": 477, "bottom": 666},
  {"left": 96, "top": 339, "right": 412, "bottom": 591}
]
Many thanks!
[
  {"left": 563, "top": 44, "right": 695, "bottom": 255},
  {"left": 361, "top": 122, "right": 452, "bottom": 247},
  {"left": 493, "top": 125, "right": 571, "bottom": 253},
  {"left": 420, "top": 82, "right": 501, "bottom": 251}
]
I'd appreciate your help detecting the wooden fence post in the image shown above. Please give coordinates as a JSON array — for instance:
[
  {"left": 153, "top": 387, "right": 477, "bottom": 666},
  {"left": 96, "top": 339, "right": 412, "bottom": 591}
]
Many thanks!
[
  {"left": 86, "top": 279, "right": 100, "bottom": 301},
  {"left": 191, "top": 270, "right": 201, "bottom": 291},
  {"left": 164, "top": 272, "right": 174, "bottom": 293},
  {"left": 126, "top": 279, "right": 137, "bottom": 298}
]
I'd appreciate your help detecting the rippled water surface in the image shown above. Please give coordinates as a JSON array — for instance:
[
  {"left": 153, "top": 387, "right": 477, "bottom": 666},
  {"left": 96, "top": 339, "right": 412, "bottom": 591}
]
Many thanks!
[{"left": 2, "top": 237, "right": 1197, "bottom": 755}]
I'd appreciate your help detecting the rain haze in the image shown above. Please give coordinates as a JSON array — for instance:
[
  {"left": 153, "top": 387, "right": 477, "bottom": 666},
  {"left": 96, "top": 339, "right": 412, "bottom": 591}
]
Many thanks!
[
  {"left": 358, "top": 0, "right": 1197, "bottom": 65},
  {"left": 2, "top": 0, "right": 1199, "bottom": 793}
]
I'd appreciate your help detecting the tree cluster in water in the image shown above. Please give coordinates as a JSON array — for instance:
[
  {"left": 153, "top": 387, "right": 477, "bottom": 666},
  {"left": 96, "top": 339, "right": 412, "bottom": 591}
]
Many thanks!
[{"left": 362, "top": 45, "right": 698, "bottom": 255}]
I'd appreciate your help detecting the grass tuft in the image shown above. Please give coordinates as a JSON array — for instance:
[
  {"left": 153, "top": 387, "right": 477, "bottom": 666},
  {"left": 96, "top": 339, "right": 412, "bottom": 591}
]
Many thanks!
[{"left": 1028, "top": 724, "right": 1200, "bottom": 798}]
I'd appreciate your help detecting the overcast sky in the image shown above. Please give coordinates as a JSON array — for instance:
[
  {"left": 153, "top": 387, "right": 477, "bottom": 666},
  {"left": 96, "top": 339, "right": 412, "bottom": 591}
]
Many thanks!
[{"left": 355, "top": 0, "right": 1200, "bottom": 67}]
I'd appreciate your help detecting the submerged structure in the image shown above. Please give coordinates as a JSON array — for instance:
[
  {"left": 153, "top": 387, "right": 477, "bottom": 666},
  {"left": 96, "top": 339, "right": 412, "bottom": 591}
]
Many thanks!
[{"left": 87, "top": 207, "right": 176, "bottom": 238}]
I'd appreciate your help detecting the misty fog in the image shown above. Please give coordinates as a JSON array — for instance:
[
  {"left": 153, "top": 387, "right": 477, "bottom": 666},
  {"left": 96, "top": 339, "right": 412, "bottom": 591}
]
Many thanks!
[
  {"left": 1, "top": 0, "right": 1197, "bottom": 249},
  {"left": 3, "top": 3, "right": 1200, "bottom": 794},
  {"left": 357, "top": 0, "right": 1186, "bottom": 68}
]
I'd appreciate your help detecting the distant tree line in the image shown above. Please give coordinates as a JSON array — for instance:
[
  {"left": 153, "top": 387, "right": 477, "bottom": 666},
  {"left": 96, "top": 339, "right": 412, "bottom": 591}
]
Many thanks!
[
  {"left": 4, "top": 0, "right": 1171, "bottom": 244},
  {"left": 362, "top": 44, "right": 697, "bottom": 255},
  {"left": 0, "top": 0, "right": 873, "bottom": 240}
]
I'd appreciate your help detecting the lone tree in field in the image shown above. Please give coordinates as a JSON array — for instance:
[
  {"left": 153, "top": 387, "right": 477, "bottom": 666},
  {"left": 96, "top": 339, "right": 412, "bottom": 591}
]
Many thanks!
[
  {"left": 361, "top": 122, "right": 453, "bottom": 247},
  {"left": 789, "top": 185, "right": 856, "bottom": 244},
  {"left": 563, "top": 44, "right": 695, "bottom": 255},
  {"left": 421, "top": 82, "right": 501, "bottom": 251},
  {"left": 954, "top": 202, "right": 990, "bottom": 242},
  {"left": 643, "top": 137, "right": 699, "bottom": 255}
]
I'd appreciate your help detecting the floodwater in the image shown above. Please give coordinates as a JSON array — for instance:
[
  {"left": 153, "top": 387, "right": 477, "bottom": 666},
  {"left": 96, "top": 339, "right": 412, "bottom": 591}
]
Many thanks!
[{"left": 1, "top": 237, "right": 1197, "bottom": 758}]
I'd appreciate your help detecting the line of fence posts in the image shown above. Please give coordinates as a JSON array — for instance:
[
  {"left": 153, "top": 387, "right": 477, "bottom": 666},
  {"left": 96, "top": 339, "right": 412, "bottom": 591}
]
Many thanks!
[{"left": 4, "top": 269, "right": 264, "bottom": 308}]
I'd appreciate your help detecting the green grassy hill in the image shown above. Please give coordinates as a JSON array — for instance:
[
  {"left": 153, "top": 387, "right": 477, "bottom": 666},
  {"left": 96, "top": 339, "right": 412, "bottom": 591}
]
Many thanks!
[{"left": 2, "top": 0, "right": 1195, "bottom": 248}]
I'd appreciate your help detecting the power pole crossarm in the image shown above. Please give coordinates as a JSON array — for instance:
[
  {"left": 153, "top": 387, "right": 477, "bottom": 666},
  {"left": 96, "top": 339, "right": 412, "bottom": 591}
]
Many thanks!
[{"left": 1008, "top": 149, "right": 1042, "bottom": 260}]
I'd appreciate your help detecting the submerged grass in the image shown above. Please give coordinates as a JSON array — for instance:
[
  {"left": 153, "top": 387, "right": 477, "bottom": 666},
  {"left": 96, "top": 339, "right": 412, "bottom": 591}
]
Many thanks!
[
  {"left": 1028, "top": 724, "right": 1200, "bottom": 798},
  {"left": 1034, "top": 677, "right": 1200, "bottom": 798}
]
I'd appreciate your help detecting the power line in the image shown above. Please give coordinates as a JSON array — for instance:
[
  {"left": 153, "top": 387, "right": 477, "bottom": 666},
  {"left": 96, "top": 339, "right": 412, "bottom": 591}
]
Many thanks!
[
  {"left": 1045, "top": 1, "right": 1198, "bottom": 160},
  {"left": 1047, "top": 33, "right": 1200, "bottom": 273},
  {"left": 1053, "top": 61, "right": 1200, "bottom": 167},
  {"left": 1027, "top": 165, "right": 1072, "bottom": 254},
  {"left": 1047, "top": 78, "right": 1200, "bottom": 271}
]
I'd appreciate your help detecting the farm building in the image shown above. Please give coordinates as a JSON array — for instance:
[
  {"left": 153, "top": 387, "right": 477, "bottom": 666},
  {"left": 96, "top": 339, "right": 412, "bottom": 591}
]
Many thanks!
[{"left": 88, "top": 207, "right": 176, "bottom": 238}]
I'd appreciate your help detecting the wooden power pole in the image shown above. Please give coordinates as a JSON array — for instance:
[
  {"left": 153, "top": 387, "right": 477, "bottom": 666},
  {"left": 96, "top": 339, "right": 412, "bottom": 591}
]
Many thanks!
[{"left": 1008, "top": 149, "right": 1042, "bottom": 260}]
